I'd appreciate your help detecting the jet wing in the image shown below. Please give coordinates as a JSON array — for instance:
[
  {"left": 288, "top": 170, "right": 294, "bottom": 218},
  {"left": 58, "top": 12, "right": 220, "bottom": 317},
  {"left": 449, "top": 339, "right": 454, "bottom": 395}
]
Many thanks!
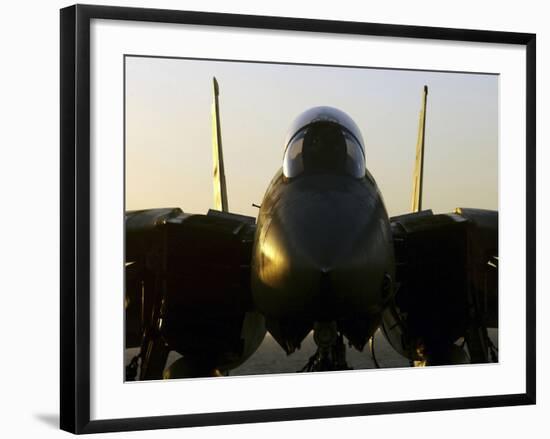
[
  {"left": 125, "top": 207, "right": 263, "bottom": 376},
  {"left": 382, "top": 208, "right": 498, "bottom": 364},
  {"left": 124, "top": 79, "right": 267, "bottom": 379}
]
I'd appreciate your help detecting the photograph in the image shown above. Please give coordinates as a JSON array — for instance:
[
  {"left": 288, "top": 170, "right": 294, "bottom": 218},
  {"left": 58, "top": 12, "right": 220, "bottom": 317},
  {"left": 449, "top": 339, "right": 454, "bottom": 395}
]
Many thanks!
[{"left": 124, "top": 56, "right": 499, "bottom": 381}]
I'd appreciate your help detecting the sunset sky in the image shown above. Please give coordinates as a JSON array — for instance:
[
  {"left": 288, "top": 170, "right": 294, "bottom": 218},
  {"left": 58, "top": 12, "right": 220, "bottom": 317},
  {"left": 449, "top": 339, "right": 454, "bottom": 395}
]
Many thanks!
[{"left": 125, "top": 56, "right": 498, "bottom": 217}]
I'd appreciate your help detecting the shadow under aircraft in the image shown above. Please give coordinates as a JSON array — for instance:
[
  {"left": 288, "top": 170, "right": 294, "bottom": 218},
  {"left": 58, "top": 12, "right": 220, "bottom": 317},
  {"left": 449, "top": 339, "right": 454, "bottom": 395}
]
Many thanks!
[{"left": 125, "top": 79, "right": 498, "bottom": 380}]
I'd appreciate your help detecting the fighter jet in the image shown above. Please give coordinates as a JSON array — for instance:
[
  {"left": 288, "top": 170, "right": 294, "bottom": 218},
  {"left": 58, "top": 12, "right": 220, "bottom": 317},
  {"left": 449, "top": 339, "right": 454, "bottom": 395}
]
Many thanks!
[{"left": 125, "top": 79, "right": 498, "bottom": 380}]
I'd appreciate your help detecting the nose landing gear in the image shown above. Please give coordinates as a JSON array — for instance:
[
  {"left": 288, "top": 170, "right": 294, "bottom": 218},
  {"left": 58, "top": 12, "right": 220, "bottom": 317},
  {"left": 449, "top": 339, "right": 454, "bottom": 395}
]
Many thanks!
[{"left": 299, "top": 321, "right": 351, "bottom": 372}]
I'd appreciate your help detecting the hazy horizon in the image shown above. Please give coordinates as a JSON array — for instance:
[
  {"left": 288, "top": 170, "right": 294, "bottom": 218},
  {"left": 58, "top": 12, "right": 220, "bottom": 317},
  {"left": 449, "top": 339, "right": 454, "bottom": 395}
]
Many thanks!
[{"left": 125, "top": 56, "right": 498, "bottom": 217}]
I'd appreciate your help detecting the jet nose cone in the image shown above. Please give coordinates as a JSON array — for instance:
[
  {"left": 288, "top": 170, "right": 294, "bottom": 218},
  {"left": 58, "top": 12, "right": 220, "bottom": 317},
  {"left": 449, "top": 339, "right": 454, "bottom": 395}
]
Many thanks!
[
  {"left": 252, "top": 186, "right": 394, "bottom": 320},
  {"left": 279, "top": 198, "right": 366, "bottom": 273}
]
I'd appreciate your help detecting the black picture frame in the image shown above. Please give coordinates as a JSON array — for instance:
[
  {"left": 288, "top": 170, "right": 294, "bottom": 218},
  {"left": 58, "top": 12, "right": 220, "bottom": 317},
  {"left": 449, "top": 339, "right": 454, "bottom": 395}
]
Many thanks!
[{"left": 60, "top": 4, "right": 536, "bottom": 434}]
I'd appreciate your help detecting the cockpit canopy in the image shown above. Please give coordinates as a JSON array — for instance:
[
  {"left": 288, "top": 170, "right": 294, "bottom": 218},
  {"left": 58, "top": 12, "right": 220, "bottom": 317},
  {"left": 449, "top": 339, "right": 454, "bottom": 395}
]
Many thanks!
[{"left": 283, "top": 106, "right": 366, "bottom": 179}]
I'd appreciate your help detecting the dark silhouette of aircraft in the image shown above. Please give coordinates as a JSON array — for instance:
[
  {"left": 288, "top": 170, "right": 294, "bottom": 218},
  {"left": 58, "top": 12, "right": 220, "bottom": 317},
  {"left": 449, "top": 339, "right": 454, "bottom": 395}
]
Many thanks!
[{"left": 125, "top": 79, "right": 498, "bottom": 380}]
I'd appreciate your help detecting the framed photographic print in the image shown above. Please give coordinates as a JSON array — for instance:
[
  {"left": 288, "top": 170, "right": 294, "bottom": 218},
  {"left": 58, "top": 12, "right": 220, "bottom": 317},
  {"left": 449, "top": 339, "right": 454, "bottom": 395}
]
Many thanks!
[{"left": 60, "top": 4, "right": 536, "bottom": 434}]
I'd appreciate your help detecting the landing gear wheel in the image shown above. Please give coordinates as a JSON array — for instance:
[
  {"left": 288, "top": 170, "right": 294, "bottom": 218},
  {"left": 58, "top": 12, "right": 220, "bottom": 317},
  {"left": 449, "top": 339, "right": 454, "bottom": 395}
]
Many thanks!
[
  {"left": 299, "top": 321, "right": 352, "bottom": 372},
  {"left": 139, "top": 337, "right": 169, "bottom": 380}
]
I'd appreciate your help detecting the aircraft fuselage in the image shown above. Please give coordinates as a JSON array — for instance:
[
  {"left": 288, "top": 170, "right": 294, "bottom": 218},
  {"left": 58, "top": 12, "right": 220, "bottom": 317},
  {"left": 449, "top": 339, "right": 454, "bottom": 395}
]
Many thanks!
[{"left": 250, "top": 168, "right": 395, "bottom": 352}]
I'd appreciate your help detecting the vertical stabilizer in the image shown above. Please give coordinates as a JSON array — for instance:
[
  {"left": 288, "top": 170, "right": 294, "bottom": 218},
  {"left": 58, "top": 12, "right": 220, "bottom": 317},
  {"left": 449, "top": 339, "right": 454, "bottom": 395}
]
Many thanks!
[
  {"left": 211, "top": 77, "right": 229, "bottom": 212},
  {"left": 410, "top": 85, "right": 428, "bottom": 213}
]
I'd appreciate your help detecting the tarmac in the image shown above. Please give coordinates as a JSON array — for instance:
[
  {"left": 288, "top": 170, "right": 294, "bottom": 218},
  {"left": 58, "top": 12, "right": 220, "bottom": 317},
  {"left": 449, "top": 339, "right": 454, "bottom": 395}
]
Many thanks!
[{"left": 125, "top": 328, "right": 498, "bottom": 378}]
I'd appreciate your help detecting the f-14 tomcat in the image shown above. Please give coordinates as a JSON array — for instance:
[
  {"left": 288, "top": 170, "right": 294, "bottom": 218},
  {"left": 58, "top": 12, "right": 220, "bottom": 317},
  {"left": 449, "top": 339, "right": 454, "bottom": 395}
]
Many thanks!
[{"left": 125, "top": 79, "right": 498, "bottom": 380}]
